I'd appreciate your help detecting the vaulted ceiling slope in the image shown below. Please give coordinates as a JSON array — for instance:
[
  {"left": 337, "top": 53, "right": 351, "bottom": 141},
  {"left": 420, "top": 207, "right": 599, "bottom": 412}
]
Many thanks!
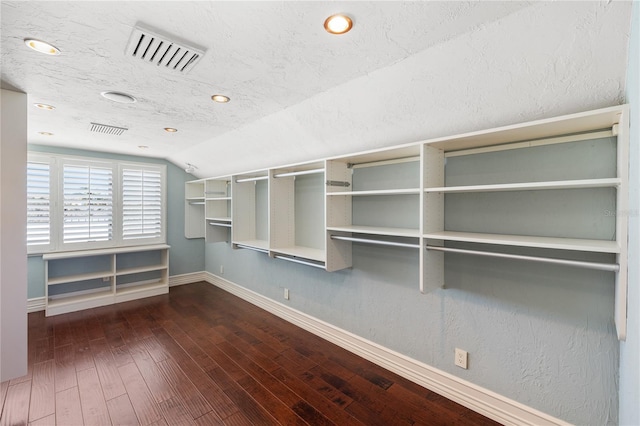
[{"left": 1, "top": 1, "right": 632, "bottom": 178}]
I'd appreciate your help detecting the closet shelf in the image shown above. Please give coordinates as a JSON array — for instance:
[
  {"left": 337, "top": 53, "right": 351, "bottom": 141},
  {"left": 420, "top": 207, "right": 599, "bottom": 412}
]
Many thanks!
[
  {"left": 116, "top": 280, "right": 166, "bottom": 295},
  {"left": 328, "top": 188, "right": 420, "bottom": 196},
  {"left": 206, "top": 196, "right": 231, "bottom": 201},
  {"left": 425, "top": 178, "right": 621, "bottom": 193},
  {"left": 48, "top": 290, "right": 112, "bottom": 308},
  {"left": 116, "top": 265, "right": 166, "bottom": 276},
  {"left": 328, "top": 225, "right": 420, "bottom": 238},
  {"left": 424, "top": 231, "right": 619, "bottom": 253},
  {"left": 48, "top": 271, "right": 112, "bottom": 285}
]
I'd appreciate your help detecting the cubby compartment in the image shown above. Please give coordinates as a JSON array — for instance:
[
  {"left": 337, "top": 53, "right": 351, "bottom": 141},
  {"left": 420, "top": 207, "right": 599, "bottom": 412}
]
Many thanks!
[
  {"left": 232, "top": 171, "right": 269, "bottom": 252},
  {"left": 185, "top": 180, "right": 205, "bottom": 238},
  {"left": 270, "top": 162, "right": 325, "bottom": 265},
  {"left": 205, "top": 178, "right": 232, "bottom": 243}
]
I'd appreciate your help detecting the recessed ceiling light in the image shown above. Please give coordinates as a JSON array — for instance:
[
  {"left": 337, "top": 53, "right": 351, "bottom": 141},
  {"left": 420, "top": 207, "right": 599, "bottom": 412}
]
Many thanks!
[
  {"left": 164, "top": 127, "right": 178, "bottom": 133},
  {"left": 324, "top": 14, "right": 353, "bottom": 35},
  {"left": 211, "top": 94, "right": 230, "bottom": 103},
  {"left": 24, "top": 38, "right": 60, "bottom": 55},
  {"left": 38, "top": 132, "right": 54, "bottom": 136},
  {"left": 34, "top": 103, "right": 55, "bottom": 110},
  {"left": 100, "top": 91, "right": 137, "bottom": 104}
]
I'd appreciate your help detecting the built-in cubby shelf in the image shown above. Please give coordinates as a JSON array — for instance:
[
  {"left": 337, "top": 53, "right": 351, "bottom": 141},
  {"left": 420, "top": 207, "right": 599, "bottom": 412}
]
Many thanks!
[
  {"left": 43, "top": 244, "right": 169, "bottom": 316},
  {"left": 185, "top": 104, "right": 630, "bottom": 340}
]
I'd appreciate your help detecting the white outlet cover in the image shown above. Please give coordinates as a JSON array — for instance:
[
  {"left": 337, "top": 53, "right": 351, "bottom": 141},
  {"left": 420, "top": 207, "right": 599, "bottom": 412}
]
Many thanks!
[{"left": 455, "top": 348, "right": 468, "bottom": 369}]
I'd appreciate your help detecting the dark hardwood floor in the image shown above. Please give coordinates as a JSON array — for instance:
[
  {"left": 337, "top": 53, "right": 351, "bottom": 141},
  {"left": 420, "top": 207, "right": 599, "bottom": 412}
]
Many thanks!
[{"left": 0, "top": 282, "right": 499, "bottom": 425}]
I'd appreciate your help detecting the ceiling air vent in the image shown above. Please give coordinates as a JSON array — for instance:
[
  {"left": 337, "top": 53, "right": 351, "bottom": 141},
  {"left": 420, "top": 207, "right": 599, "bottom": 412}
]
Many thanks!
[
  {"left": 125, "top": 24, "right": 205, "bottom": 74},
  {"left": 90, "top": 122, "right": 128, "bottom": 136}
]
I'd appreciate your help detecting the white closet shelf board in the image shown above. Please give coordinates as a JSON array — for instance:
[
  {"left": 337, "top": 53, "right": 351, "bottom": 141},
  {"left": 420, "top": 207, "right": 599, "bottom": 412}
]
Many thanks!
[
  {"left": 328, "top": 188, "right": 421, "bottom": 196},
  {"left": 205, "top": 197, "right": 231, "bottom": 201},
  {"left": 270, "top": 246, "right": 326, "bottom": 262},
  {"left": 206, "top": 217, "right": 232, "bottom": 222},
  {"left": 48, "top": 271, "right": 113, "bottom": 286},
  {"left": 328, "top": 226, "right": 421, "bottom": 238},
  {"left": 425, "top": 105, "right": 622, "bottom": 152},
  {"left": 425, "top": 178, "right": 621, "bottom": 193},
  {"left": 424, "top": 231, "right": 619, "bottom": 253},
  {"left": 329, "top": 145, "right": 421, "bottom": 165},
  {"left": 186, "top": 197, "right": 205, "bottom": 201},
  {"left": 272, "top": 160, "right": 325, "bottom": 175},
  {"left": 116, "top": 265, "right": 166, "bottom": 276},
  {"left": 43, "top": 244, "right": 170, "bottom": 260}
]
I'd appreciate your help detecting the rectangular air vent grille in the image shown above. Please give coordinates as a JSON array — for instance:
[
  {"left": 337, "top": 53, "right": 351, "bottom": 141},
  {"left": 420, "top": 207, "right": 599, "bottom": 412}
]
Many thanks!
[
  {"left": 125, "top": 25, "right": 205, "bottom": 74},
  {"left": 90, "top": 123, "right": 128, "bottom": 136}
]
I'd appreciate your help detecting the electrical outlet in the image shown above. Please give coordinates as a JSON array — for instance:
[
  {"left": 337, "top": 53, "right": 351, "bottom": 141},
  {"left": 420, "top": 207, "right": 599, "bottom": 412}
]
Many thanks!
[
  {"left": 284, "top": 288, "right": 290, "bottom": 300},
  {"left": 220, "top": 265, "right": 224, "bottom": 275},
  {"left": 455, "top": 348, "right": 468, "bottom": 369}
]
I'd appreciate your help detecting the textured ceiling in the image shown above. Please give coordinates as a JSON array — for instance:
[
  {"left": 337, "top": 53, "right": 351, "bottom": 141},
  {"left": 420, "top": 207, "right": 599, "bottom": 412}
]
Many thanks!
[{"left": 0, "top": 1, "right": 633, "bottom": 177}]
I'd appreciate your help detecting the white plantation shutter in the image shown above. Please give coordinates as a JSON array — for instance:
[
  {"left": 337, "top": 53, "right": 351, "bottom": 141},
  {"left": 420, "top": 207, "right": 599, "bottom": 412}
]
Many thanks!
[
  {"left": 26, "top": 160, "right": 51, "bottom": 250},
  {"left": 63, "top": 164, "right": 113, "bottom": 244},
  {"left": 122, "top": 167, "right": 163, "bottom": 240}
]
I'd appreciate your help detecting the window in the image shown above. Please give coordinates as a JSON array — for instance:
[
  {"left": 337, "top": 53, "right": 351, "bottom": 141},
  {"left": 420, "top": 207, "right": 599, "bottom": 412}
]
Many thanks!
[
  {"left": 62, "top": 162, "right": 113, "bottom": 246},
  {"left": 26, "top": 156, "right": 52, "bottom": 252},
  {"left": 26, "top": 152, "right": 166, "bottom": 254},
  {"left": 121, "top": 165, "right": 165, "bottom": 243}
]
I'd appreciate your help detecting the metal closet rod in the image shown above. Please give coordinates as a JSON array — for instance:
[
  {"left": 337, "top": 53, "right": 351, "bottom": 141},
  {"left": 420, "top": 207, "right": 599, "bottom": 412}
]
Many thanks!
[
  {"left": 274, "top": 168, "right": 324, "bottom": 178},
  {"left": 235, "top": 175, "right": 268, "bottom": 183},
  {"left": 425, "top": 245, "right": 619, "bottom": 272},
  {"left": 274, "top": 255, "right": 325, "bottom": 269},
  {"left": 235, "top": 244, "right": 269, "bottom": 254},
  {"left": 208, "top": 222, "right": 231, "bottom": 228},
  {"left": 330, "top": 235, "right": 420, "bottom": 249}
]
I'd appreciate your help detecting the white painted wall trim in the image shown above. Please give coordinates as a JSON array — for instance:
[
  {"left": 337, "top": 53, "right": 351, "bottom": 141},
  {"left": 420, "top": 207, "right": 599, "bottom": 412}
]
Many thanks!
[
  {"left": 169, "top": 272, "right": 208, "bottom": 287},
  {"left": 27, "top": 297, "right": 45, "bottom": 313},
  {"left": 202, "top": 272, "right": 570, "bottom": 426}
]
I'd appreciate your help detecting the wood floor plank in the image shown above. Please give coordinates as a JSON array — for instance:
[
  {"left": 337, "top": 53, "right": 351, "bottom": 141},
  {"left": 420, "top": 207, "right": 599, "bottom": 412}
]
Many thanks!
[
  {"left": 28, "top": 360, "right": 55, "bottom": 422},
  {"left": 55, "top": 387, "right": 83, "bottom": 426},
  {"left": 27, "top": 413, "right": 55, "bottom": 426},
  {"left": 1, "top": 381, "right": 31, "bottom": 426},
  {"left": 90, "top": 339, "right": 127, "bottom": 401},
  {"left": 106, "top": 394, "right": 140, "bottom": 426},
  {"left": 155, "top": 358, "right": 212, "bottom": 419},
  {"left": 128, "top": 343, "right": 175, "bottom": 404},
  {"left": 53, "top": 343, "right": 77, "bottom": 392},
  {"left": 118, "top": 360, "right": 163, "bottom": 425},
  {"left": 77, "top": 367, "right": 111, "bottom": 425},
  {"left": 158, "top": 397, "right": 198, "bottom": 426}
]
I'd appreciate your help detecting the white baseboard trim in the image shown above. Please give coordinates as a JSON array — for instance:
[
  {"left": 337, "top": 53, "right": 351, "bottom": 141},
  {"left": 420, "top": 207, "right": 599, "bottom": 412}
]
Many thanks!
[
  {"left": 28, "top": 297, "right": 45, "bottom": 313},
  {"left": 202, "top": 272, "right": 569, "bottom": 426},
  {"left": 169, "top": 272, "right": 208, "bottom": 287}
]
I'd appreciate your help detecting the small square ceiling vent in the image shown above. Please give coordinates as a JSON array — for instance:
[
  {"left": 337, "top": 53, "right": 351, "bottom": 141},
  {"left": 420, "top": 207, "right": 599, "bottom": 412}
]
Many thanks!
[
  {"left": 90, "top": 122, "right": 128, "bottom": 136},
  {"left": 125, "top": 24, "right": 205, "bottom": 74}
]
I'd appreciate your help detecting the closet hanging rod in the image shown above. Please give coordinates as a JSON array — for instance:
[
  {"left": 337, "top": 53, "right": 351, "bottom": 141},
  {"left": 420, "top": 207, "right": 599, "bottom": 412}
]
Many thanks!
[
  {"left": 331, "top": 235, "right": 420, "bottom": 249},
  {"left": 425, "top": 246, "right": 619, "bottom": 272},
  {"left": 273, "top": 168, "right": 324, "bottom": 178},
  {"left": 235, "top": 175, "right": 268, "bottom": 183},
  {"left": 205, "top": 190, "right": 226, "bottom": 195},
  {"left": 235, "top": 244, "right": 269, "bottom": 254},
  {"left": 348, "top": 155, "right": 420, "bottom": 169},
  {"left": 274, "top": 255, "right": 325, "bottom": 269},
  {"left": 208, "top": 222, "right": 232, "bottom": 228}
]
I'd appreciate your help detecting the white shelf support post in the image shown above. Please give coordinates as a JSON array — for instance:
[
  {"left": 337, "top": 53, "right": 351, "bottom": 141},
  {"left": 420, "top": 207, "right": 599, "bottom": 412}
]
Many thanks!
[
  {"left": 422, "top": 145, "right": 445, "bottom": 292},
  {"left": 615, "top": 106, "right": 630, "bottom": 341}
]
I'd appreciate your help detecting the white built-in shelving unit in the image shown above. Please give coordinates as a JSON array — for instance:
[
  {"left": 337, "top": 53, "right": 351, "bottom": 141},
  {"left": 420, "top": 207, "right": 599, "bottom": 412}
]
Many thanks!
[
  {"left": 205, "top": 177, "right": 232, "bottom": 243},
  {"left": 186, "top": 105, "right": 630, "bottom": 340},
  {"left": 43, "top": 244, "right": 169, "bottom": 316}
]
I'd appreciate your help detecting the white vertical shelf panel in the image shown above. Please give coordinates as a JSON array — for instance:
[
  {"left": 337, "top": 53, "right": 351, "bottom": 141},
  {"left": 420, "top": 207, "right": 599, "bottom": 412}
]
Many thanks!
[{"left": 614, "top": 106, "right": 630, "bottom": 341}]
